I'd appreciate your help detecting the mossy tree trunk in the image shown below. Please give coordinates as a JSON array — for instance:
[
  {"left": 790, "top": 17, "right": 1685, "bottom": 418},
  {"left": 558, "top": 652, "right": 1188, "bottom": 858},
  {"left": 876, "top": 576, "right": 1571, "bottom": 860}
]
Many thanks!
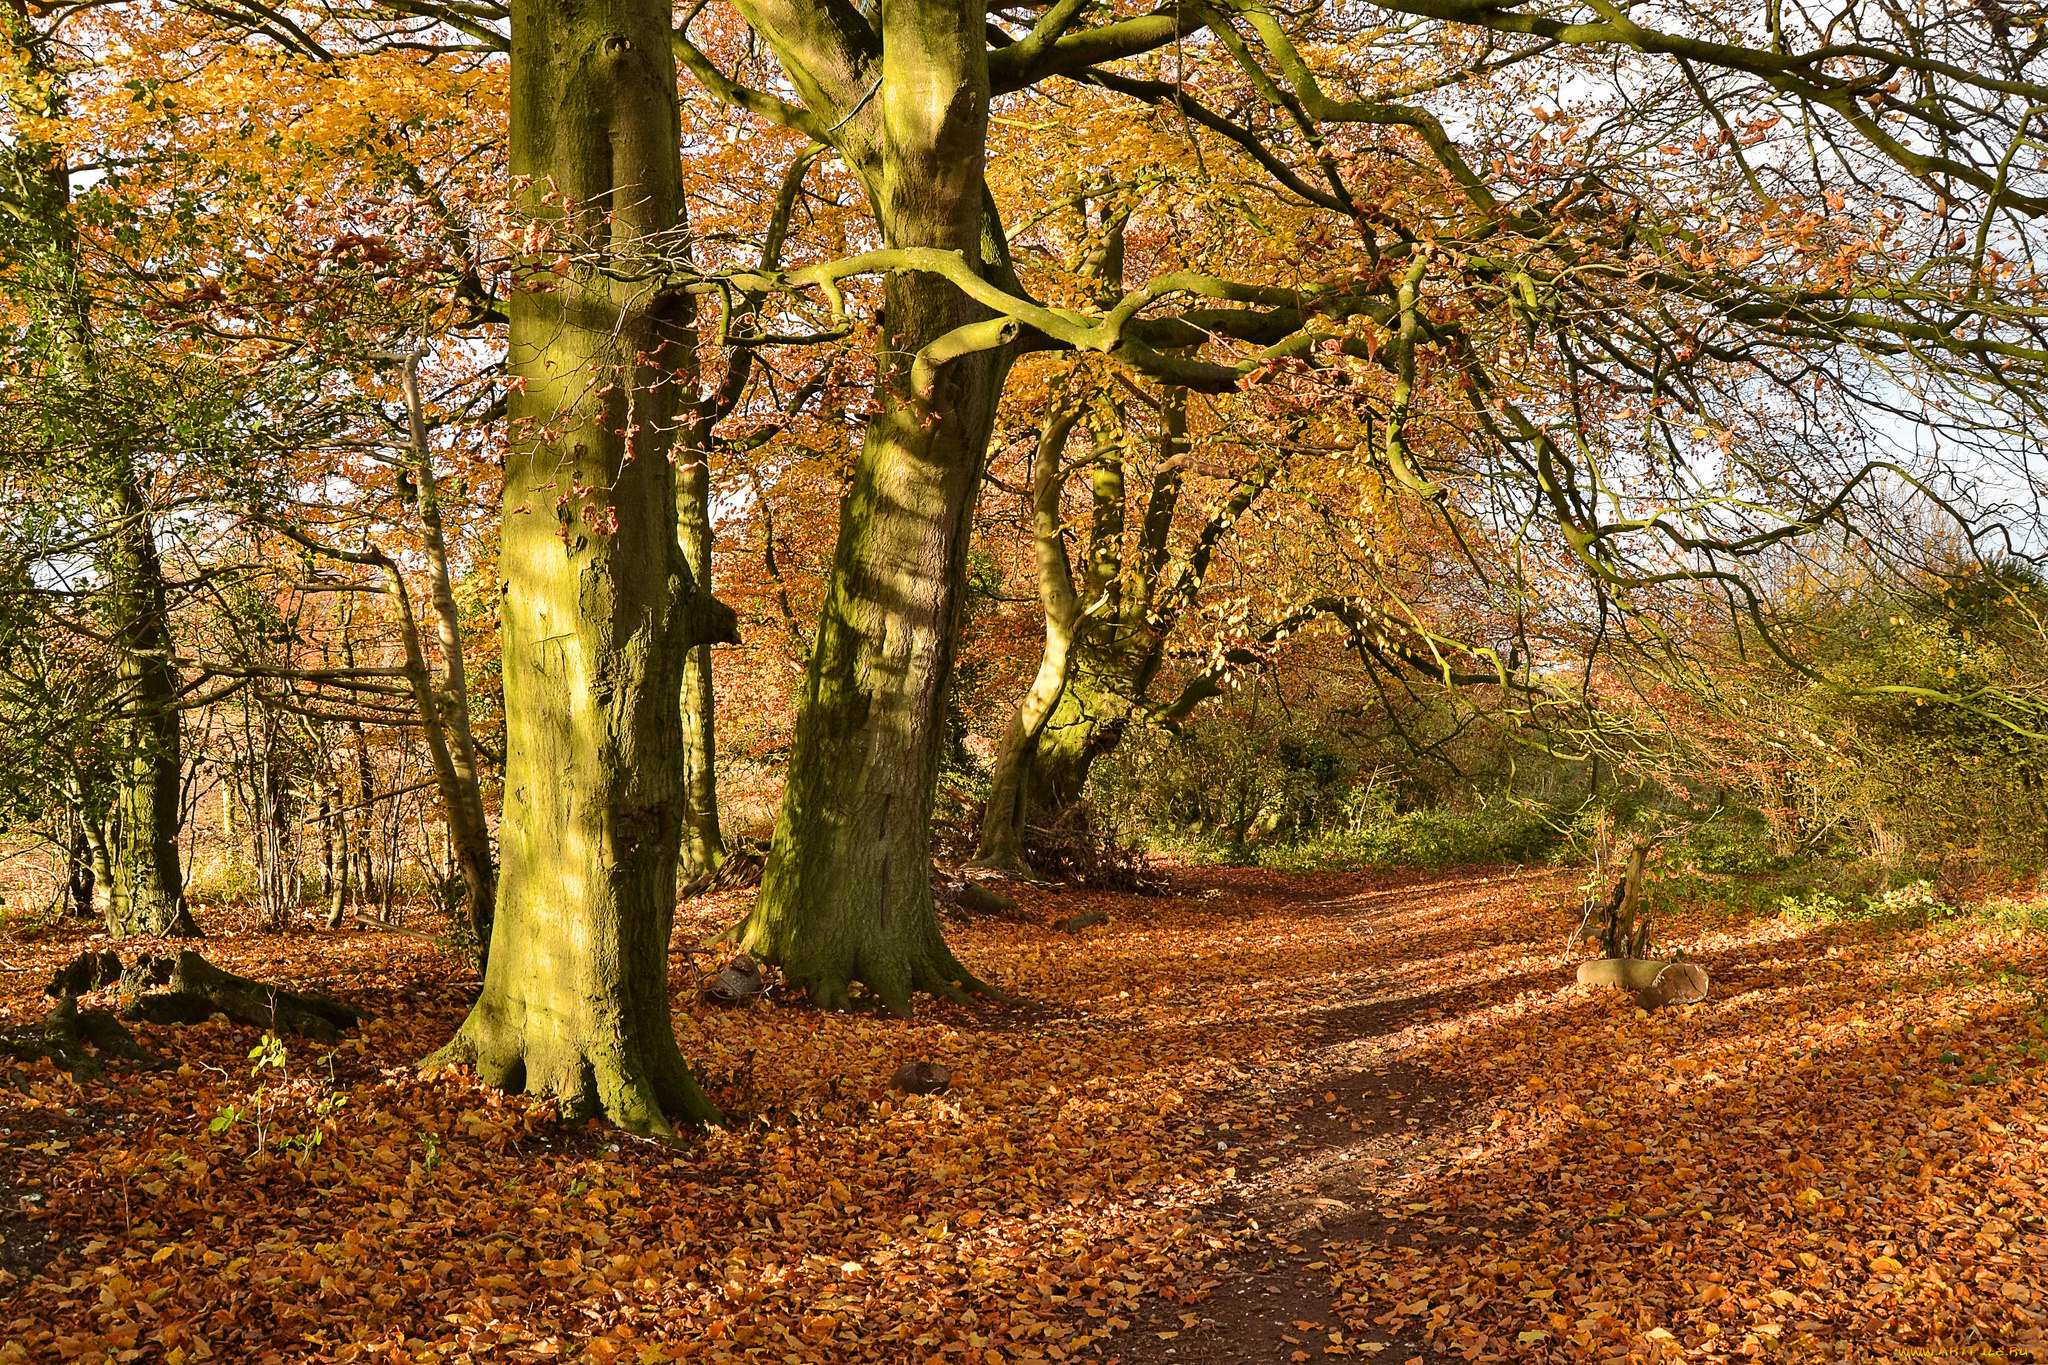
[
  {"left": 2, "top": 12, "right": 194, "bottom": 939},
  {"left": 428, "top": 0, "right": 736, "bottom": 1136},
  {"left": 101, "top": 473, "right": 198, "bottom": 938},
  {"left": 975, "top": 398, "right": 1092, "bottom": 872},
  {"left": 1012, "top": 399, "right": 1285, "bottom": 830},
  {"left": 734, "top": 0, "right": 1014, "bottom": 1012}
]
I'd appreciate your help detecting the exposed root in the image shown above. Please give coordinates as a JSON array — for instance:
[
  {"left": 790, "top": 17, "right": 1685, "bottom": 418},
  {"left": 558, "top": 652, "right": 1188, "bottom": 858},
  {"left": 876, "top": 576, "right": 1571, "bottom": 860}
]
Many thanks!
[
  {"left": 424, "top": 1010, "right": 721, "bottom": 1139},
  {"left": 965, "top": 848, "right": 1036, "bottom": 879},
  {"left": 1, "top": 996, "right": 170, "bottom": 1080},
  {"left": 927, "top": 978, "right": 974, "bottom": 1007},
  {"left": 119, "top": 951, "right": 359, "bottom": 1042},
  {"left": 38, "top": 948, "right": 361, "bottom": 1043}
]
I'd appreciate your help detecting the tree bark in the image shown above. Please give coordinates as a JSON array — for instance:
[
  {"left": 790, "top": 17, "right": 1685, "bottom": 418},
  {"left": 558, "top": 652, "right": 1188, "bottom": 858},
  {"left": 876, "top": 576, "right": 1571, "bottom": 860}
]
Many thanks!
[
  {"left": 64, "top": 820, "right": 94, "bottom": 919},
  {"left": 427, "top": 0, "right": 737, "bottom": 1136},
  {"left": 396, "top": 356, "right": 497, "bottom": 963},
  {"left": 102, "top": 488, "right": 196, "bottom": 939},
  {"left": 1013, "top": 392, "right": 1279, "bottom": 823},
  {"left": 323, "top": 761, "right": 350, "bottom": 928},
  {"left": 735, "top": 0, "right": 1012, "bottom": 1014}
]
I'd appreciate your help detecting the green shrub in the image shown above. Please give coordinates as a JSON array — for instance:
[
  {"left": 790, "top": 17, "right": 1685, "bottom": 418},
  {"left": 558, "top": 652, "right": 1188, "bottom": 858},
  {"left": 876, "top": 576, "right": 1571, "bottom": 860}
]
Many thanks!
[
  {"left": 1776, "top": 878, "right": 1960, "bottom": 927},
  {"left": 1251, "top": 804, "right": 1570, "bottom": 871},
  {"left": 1679, "top": 810, "right": 1794, "bottom": 875}
]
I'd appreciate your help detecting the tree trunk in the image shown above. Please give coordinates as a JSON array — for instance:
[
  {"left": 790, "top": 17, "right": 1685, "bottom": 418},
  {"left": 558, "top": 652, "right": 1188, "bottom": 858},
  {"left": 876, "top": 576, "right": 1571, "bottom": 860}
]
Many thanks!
[
  {"left": 975, "top": 400, "right": 1088, "bottom": 871},
  {"left": 428, "top": 0, "right": 737, "bottom": 1136},
  {"left": 1025, "top": 654, "right": 1133, "bottom": 813},
  {"left": 348, "top": 717, "right": 383, "bottom": 914},
  {"left": 2, "top": 15, "right": 195, "bottom": 940},
  {"left": 324, "top": 763, "right": 350, "bottom": 928},
  {"left": 735, "top": 1, "right": 1010, "bottom": 1014},
  {"left": 389, "top": 355, "right": 498, "bottom": 965},
  {"left": 1015, "top": 389, "right": 1275, "bottom": 824},
  {"left": 676, "top": 451, "right": 726, "bottom": 879},
  {"left": 64, "top": 821, "right": 94, "bottom": 919},
  {"left": 98, "top": 412, "right": 195, "bottom": 935},
  {"left": 81, "top": 811, "right": 114, "bottom": 919}
]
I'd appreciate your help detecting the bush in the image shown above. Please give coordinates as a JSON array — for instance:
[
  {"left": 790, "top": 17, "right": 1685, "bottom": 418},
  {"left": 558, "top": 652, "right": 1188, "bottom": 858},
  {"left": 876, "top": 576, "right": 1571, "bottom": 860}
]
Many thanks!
[
  {"left": 1679, "top": 810, "right": 1795, "bottom": 875},
  {"left": 1776, "top": 877, "right": 1960, "bottom": 928},
  {"left": 1253, "top": 804, "right": 1571, "bottom": 871}
]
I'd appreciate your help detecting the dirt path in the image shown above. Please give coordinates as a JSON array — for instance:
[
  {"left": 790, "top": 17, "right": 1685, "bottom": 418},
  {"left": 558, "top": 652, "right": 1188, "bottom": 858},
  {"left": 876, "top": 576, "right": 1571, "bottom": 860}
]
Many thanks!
[{"left": 1097, "top": 864, "right": 1572, "bottom": 1365}]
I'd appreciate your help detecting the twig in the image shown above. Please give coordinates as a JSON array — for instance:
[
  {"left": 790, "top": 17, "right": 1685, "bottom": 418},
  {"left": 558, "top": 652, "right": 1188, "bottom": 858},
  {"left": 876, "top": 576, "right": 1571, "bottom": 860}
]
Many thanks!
[{"left": 1564, "top": 896, "right": 1596, "bottom": 961}]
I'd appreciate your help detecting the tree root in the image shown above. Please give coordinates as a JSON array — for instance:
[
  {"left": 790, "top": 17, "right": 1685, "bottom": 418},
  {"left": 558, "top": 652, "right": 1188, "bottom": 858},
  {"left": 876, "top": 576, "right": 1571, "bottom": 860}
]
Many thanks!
[
  {"left": 810, "top": 960, "right": 1014, "bottom": 1015},
  {"left": 425, "top": 1019, "right": 721, "bottom": 1141},
  {"left": 736, "top": 880, "right": 1014, "bottom": 1018},
  {"left": 41, "top": 948, "right": 361, "bottom": 1043},
  {"left": 0, "top": 996, "right": 171, "bottom": 1080},
  {"left": 120, "top": 951, "right": 359, "bottom": 1042}
]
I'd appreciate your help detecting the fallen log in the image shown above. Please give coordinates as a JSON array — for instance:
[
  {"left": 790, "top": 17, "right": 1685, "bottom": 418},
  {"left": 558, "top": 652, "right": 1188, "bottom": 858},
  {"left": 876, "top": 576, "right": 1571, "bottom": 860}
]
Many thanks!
[{"left": 1637, "top": 961, "right": 1711, "bottom": 1010}]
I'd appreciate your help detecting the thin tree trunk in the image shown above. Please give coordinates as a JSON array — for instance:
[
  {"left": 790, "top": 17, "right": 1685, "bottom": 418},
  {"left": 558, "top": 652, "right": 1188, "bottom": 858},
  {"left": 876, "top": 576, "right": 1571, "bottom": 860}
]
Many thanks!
[
  {"left": 667, "top": 147, "right": 825, "bottom": 885},
  {"left": 83, "top": 817, "right": 114, "bottom": 919},
  {"left": 975, "top": 398, "right": 1088, "bottom": 871},
  {"left": 398, "top": 355, "right": 497, "bottom": 963},
  {"left": 64, "top": 820, "right": 94, "bottom": 919},
  {"left": 323, "top": 761, "right": 351, "bottom": 927},
  {"left": 676, "top": 451, "right": 727, "bottom": 880},
  {"left": 429, "top": 0, "right": 736, "bottom": 1136}
]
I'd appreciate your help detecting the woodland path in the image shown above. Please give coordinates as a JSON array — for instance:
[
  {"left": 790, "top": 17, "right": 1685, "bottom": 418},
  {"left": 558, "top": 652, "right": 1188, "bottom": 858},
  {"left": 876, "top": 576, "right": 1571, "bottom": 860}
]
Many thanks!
[{"left": 1094, "top": 864, "right": 1567, "bottom": 1365}]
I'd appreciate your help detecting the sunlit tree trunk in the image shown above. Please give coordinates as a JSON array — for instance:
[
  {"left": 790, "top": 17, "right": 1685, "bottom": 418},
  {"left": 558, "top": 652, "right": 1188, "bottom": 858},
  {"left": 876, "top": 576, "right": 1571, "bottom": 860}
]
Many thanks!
[
  {"left": 975, "top": 400, "right": 1088, "bottom": 871},
  {"left": 399, "top": 357, "right": 498, "bottom": 962},
  {"left": 428, "top": 0, "right": 737, "bottom": 1135},
  {"left": 1014, "top": 390, "right": 1278, "bottom": 826},
  {"left": 735, "top": 0, "right": 1013, "bottom": 1013}
]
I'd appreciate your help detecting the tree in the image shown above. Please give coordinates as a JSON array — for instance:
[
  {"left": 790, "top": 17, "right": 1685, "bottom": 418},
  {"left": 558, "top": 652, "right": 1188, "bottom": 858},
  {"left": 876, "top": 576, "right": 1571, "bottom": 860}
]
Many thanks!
[
  {"left": 0, "top": 4, "right": 198, "bottom": 936},
  {"left": 659, "top": 0, "right": 2048, "bottom": 1011},
  {"left": 422, "top": 0, "right": 739, "bottom": 1135},
  {"left": 108, "top": 0, "right": 2048, "bottom": 1129}
]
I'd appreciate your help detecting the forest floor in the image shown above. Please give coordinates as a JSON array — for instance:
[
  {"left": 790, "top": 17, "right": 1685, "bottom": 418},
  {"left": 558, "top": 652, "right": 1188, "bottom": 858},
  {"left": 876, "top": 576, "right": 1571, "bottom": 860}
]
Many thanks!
[{"left": 0, "top": 861, "right": 2045, "bottom": 1364}]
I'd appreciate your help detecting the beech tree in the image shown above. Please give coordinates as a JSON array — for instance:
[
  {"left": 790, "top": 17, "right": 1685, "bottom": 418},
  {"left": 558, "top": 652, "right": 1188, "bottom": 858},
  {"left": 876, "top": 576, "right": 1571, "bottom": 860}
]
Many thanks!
[
  {"left": 673, "top": 0, "right": 2048, "bottom": 1021},
  {"left": 1, "top": 8, "right": 199, "bottom": 937},
  {"left": 102, "top": 0, "right": 2048, "bottom": 1137}
]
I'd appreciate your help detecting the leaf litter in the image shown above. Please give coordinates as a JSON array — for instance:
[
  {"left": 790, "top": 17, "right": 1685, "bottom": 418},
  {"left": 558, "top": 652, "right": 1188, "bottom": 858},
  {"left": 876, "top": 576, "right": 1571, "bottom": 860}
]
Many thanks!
[{"left": 0, "top": 862, "right": 2043, "bottom": 1364}]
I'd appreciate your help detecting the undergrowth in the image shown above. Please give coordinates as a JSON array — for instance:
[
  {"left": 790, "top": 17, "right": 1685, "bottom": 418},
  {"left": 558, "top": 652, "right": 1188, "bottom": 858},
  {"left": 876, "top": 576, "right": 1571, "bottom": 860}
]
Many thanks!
[{"left": 1154, "top": 803, "right": 1580, "bottom": 871}]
